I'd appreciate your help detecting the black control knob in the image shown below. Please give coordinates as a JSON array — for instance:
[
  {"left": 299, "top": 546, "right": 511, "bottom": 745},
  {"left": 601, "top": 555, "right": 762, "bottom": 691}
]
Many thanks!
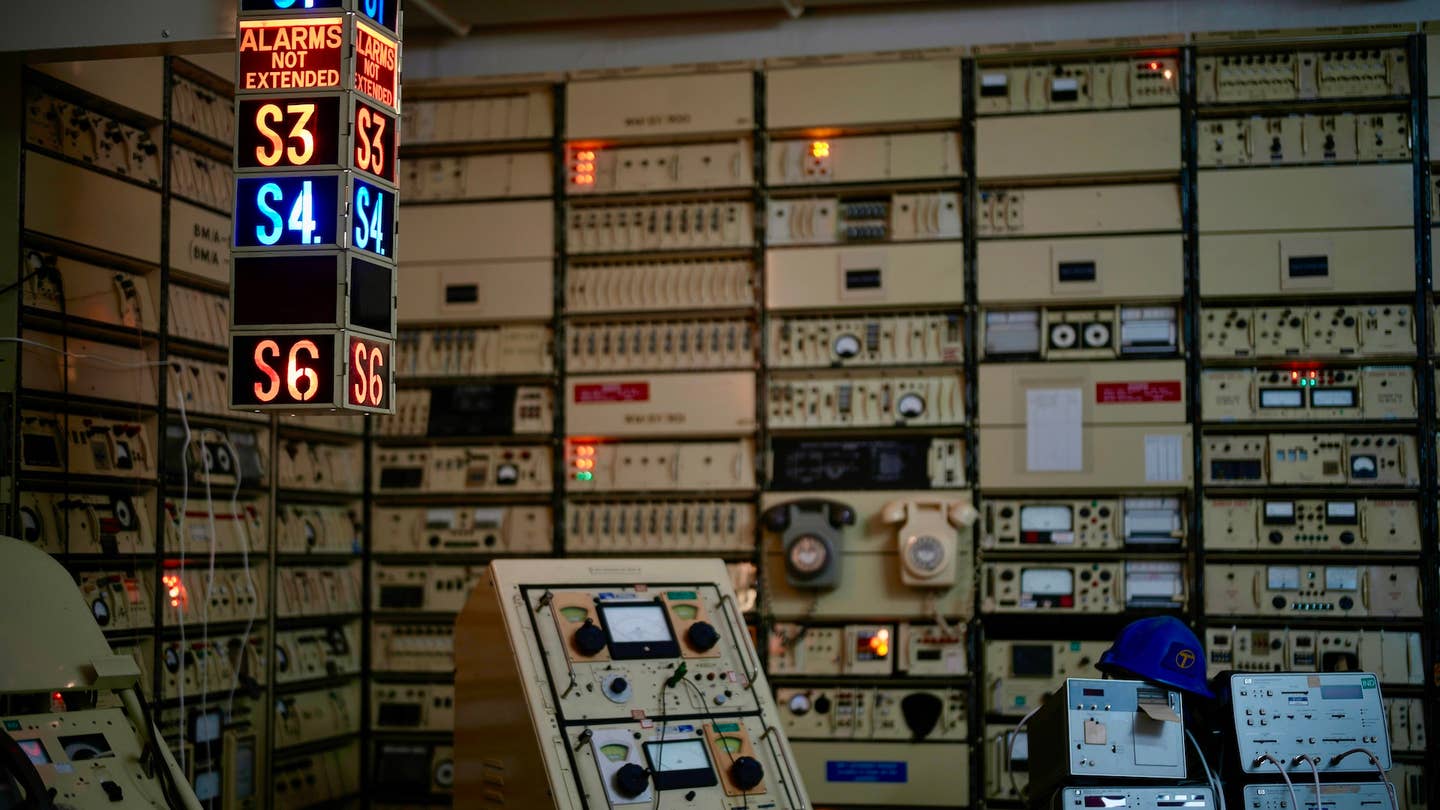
[
  {"left": 687, "top": 621, "right": 721, "bottom": 652},
  {"left": 1268, "top": 531, "right": 1283, "bottom": 545},
  {"left": 609, "top": 677, "right": 629, "bottom": 695},
  {"left": 1338, "top": 596, "right": 1354, "bottom": 611},
  {"left": 613, "top": 763, "right": 650, "bottom": 798},
  {"left": 573, "top": 619, "right": 607, "bottom": 656},
  {"left": 814, "top": 695, "right": 832, "bottom": 714},
  {"left": 1339, "top": 531, "right": 1356, "bottom": 545},
  {"left": 729, "top": 756, "right": 765, "bottom": 791},
  {"left": 1272, "top": 596, "right": 1287, "bottom": 609}
]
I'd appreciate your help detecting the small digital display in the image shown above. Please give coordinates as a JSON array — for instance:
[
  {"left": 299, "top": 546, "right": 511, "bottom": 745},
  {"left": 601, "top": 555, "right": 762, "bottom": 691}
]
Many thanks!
[
  {"left": 349, "top": 256, "right": 394, "bottom": 332},
  {"left": 18, "top": 739, "right": 49, "bottom": 765},
  {"left": 1259, "top": 389, "right": 1303, "bottom": 408},
  {"left": 844, "top": 269, "right": 882, "bottom": 289},
  {"left": 195, "top": 771, "right": 221, "bottom": 801},
  {"left": 237, "top": 95, "right": 343, "bottom": 170},
  {"left": 192, "top": 710, "right": 223, "bottom": 744},
  {"left": 1011, "top": 645, "right": 1053, "bottom": 677},
  {"left": 347, "top": 334, "right": 393, "bottom": 411},
  {"left": 1082, "top": 687, "right": 1106, "bottom": 697},
  {"left": 353, "top": 20, "right": 399, "bottom": 109},
  {"left": 232, "top": 254, "right": 340, "bottom": 326},
  {"left": 235, "top": 174, "right": 341, "bottom": 248},
  {"left": 1007, "top": 730, "right": 1028, "bottom": 765},
  {"left": 351, "top": 177, "right": 396, "bottom": 260},
  {"left": 1288, "top": 255, "right": 1330, "bottom": 278},
  {"left": 1056, "top": 261, "right": 1096, "bottom": 282},
  {"left": 237, "top": 18, "right": 344, "bottom": 93},
  {"left": 1319, "top": 684, "right": 1363, "bottom": 700},
  {"left": 1311, "top": 388, "right": 1357, "bottom": 408},
  {"left": 231, "top": 333, "right": 337, "bottom": 408}
]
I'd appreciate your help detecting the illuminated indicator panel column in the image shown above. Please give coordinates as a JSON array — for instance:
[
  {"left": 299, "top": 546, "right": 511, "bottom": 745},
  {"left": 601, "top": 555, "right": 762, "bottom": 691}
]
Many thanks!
[
  {"left": 229, "top": 0, "right": 401, "bottom": 414},
  {"left": 456, "top": 559, "right": 811, "bottom": 809}
]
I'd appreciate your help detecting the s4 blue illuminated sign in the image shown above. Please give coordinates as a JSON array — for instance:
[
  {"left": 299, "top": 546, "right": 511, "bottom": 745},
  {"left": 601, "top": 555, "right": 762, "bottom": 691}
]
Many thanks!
[
  {"left": 235, "top": 174, "right": 342, "bottom": 249},
  {"left": 351, "top": 177, "right": 396, "bottom": 261}
]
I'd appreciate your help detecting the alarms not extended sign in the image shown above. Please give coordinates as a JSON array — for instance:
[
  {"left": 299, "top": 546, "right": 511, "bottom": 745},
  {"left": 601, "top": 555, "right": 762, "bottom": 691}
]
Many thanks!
[
  {"left": 238, "top": 17, "right": 344, "bottom": 91},
  {"left": 353, "top": 19, "right": 399, "bottom": 110}
]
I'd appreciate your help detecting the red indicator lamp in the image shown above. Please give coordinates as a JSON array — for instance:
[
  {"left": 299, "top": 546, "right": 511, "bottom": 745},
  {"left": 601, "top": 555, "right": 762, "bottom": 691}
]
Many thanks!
[
  {"left": 572, "top": 148, "right": 597, "bottom": 186},
  {"left": 572, "top": 443, "right": 596, "bottom": 481},
  {"left": 866, "top": 627, "right": 890, "bottom": 658},
  {"left": 162, "top": 574, "right": 187, "bottom": 610}
]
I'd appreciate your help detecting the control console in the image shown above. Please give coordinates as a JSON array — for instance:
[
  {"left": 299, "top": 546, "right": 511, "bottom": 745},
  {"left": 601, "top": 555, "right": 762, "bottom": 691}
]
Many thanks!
[{"left": 455, "top": 558, "right": 808, "bottom": 809}]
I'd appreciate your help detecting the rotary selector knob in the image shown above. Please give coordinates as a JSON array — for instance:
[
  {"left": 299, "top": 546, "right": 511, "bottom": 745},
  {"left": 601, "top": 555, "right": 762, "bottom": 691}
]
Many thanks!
[
  {"left": 687, "top": 621, "right": 720, "bottom": 652},
  {"left": 602, "top": 673, "right": 633, "bottom": 704},
  {"left": 730, "top": 756, "right": 765, "bottom": 791},
  {"left": 614, "top": 763, "right": 650, "bottom": 798},
  {"left": 574, "top": 619, "right": 607, "bottom": 656}
]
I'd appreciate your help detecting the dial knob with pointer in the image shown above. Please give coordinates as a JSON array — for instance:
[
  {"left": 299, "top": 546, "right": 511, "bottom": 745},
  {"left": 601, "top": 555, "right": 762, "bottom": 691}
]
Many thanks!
[
  {"left": 687, "top": 621, "right": 720, "bottom": 652},
  {"left": 730, "top": 757, "right": 764, "bottom": 791},
  {"left": 614, "top": 763, "right": 650, "bottom": 798}
]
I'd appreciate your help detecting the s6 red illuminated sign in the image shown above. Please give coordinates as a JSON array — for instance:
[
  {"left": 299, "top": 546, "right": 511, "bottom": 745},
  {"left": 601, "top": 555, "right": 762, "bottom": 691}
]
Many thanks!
[
  {"left": 231, "top": 333, "right": 337, "bottom": 408},
  {"left": 346, "top": 335, "right": 392, "bottom": 411}
]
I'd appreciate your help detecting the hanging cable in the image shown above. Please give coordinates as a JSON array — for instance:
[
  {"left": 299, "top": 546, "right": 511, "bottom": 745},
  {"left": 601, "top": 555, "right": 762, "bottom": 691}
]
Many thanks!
[
  {"left": 1296, "top": 755, "right": 1321, "bottom": 810},
  {"left": 1185, "top": 728, "right": 1225, "bottom": 810},
  {"left": 1330, "top": 748, "right": 1395, "bottom": 810},
  {"left": 1006, "top": 702, "right": 1043, "bottom": 802},
  {"left": 219, "top": 432, "right": 258, "bottom": 719},
  {"left": 1256, "top": 753, "right": 1299, "bottom": 810}
]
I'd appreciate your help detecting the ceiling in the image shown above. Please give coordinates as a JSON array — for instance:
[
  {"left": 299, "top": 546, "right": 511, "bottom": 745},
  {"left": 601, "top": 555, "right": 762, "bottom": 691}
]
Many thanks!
[{"left": 403, "top": 0, "right": 952, "bottom": 36}]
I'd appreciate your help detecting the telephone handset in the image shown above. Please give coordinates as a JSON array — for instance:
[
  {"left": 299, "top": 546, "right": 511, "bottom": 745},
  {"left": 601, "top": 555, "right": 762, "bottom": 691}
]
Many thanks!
[
  {"left": 762, "top": 499, "right": 855, "bottom": 589},
  {"left": 881, "top": 498, "right": 978, "bottom": 587}
]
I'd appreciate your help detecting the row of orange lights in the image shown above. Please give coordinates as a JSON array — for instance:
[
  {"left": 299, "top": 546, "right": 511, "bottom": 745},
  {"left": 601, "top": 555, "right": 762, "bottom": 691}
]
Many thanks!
[
  {"left": 867, "top": 627, "right": 890, "bottom": 657},
  {"left": 573, "top": 149, "right": 596, "bottom": 185},
  {"left": 573, "top": 443, "right": 596, "bottom": 480},
  {"left": 162, "top": 573, "right": 188, "bottom": 609}
]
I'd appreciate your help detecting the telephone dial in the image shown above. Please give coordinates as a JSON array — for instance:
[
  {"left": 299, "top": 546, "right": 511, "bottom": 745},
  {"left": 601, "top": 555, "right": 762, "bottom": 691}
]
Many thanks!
[
  {"left": 762, "top": 499, "right": 856, "bottom": 589},
  {"left": 882, "top": 498, "right": 978, "bottom": 587}
]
